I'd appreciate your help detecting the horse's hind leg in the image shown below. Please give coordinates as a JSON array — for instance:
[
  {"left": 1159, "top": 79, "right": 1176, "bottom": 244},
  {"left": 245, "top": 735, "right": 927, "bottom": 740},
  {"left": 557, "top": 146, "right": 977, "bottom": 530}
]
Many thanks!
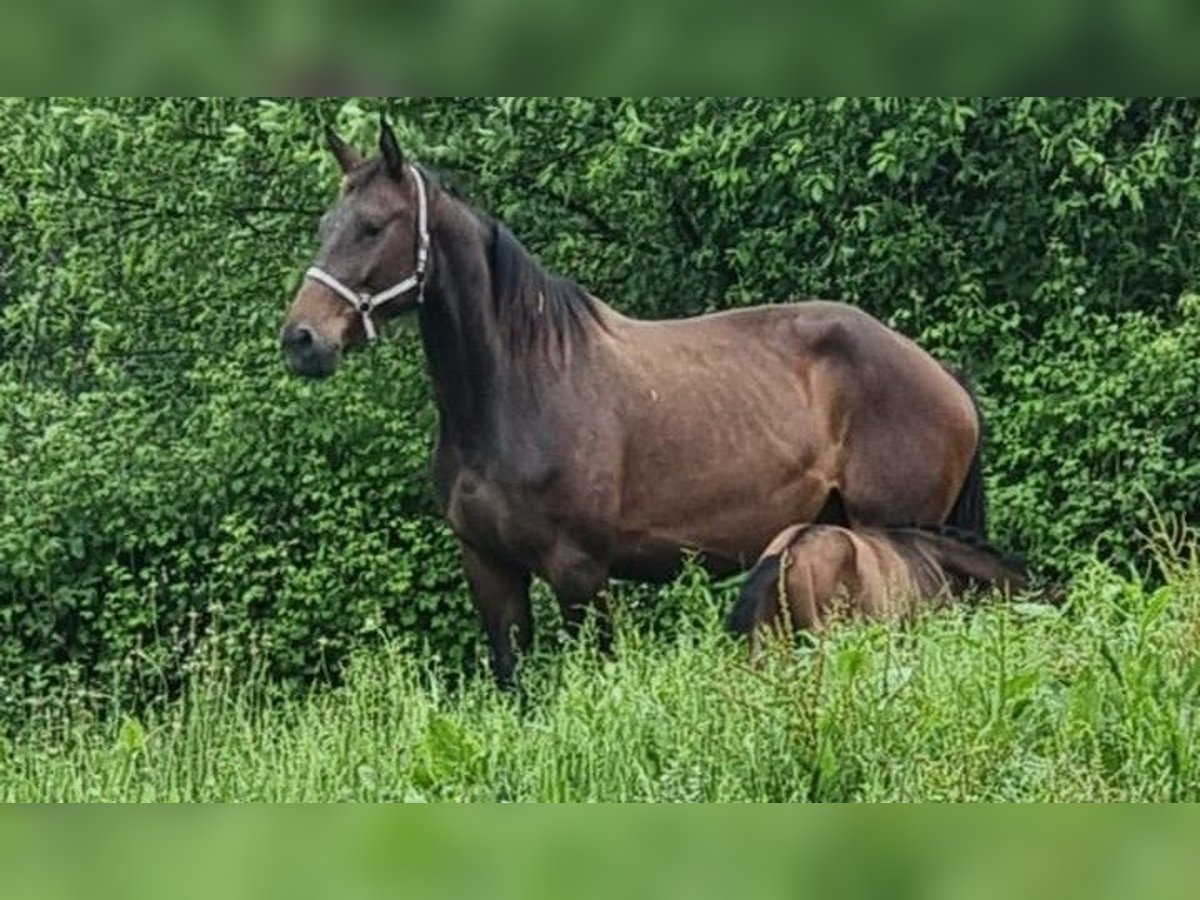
[{"left": 461, "top": 542, "right": 532, "bottom": 690}]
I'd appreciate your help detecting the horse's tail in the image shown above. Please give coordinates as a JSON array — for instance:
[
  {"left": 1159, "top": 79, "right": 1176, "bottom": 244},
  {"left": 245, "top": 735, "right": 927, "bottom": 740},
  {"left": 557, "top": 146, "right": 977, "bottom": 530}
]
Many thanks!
[
  {"left": 728, "top": 553, "right": 783, "bottom": 636},
  {"left": 944, "top": 367, "right": 989, "bottom": 540}
]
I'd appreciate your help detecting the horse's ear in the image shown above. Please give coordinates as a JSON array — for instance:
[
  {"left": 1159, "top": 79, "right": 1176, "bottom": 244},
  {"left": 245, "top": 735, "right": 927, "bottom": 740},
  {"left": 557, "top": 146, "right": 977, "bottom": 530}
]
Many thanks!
[
  {"left": 325, "top": 126, "right": 361, "bottom": 174},
  {"left": 379, "top": 116, "right": 405, "bottom": 179}
]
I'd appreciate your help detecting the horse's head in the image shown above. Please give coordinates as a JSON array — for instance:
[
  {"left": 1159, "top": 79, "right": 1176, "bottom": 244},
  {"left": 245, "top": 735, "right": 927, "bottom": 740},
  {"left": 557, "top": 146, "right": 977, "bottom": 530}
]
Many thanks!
[{"left": 281, "top": 120, "right": 430, "bottom": 377}]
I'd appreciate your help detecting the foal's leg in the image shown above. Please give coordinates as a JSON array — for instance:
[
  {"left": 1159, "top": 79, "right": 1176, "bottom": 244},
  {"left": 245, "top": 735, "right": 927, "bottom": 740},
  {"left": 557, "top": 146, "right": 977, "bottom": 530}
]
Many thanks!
[
  {"left": 461, "top": 542, "right": 532, "bottom": 690},
  {"left": 544, "top": 544, "right": 612, "bottom": 655}
]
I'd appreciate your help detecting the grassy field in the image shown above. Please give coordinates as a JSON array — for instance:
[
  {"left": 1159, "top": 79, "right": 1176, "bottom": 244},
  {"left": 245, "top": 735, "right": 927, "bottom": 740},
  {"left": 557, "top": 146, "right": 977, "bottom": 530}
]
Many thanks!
[{"left": 2, "top": 549, "right": 1199, "bottom": 802}]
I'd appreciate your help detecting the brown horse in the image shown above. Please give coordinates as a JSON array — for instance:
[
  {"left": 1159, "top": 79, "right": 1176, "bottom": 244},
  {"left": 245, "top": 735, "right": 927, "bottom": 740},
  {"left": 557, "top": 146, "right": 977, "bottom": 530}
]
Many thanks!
[
  {"left": 281, "top": 122, "right": 988, "bottom": 688},
  {"left": 728, "top": 513, "right": 1029, "bottom": 654}
]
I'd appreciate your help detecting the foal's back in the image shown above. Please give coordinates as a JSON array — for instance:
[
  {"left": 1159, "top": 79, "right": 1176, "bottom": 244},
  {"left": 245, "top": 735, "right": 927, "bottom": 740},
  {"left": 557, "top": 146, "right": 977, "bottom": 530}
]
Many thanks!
[{"left": 728, "top": 523, "right": 1027, "bottom": 640}]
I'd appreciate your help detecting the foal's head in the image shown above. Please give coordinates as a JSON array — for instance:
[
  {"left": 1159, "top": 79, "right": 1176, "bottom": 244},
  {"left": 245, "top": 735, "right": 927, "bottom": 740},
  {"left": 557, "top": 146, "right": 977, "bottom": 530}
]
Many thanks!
[{"left": 281, "top": 122, "right": 429, "bottom": 377}]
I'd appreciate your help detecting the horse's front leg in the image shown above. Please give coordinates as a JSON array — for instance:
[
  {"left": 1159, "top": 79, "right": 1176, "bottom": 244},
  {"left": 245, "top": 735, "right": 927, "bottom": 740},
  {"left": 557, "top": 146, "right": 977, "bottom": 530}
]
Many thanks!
[
  {"left": 461, "top": 541, "right": 532, "bottom": 690},
  {"left": 544, "top": 543, "right": 613, "bottom": 656}
]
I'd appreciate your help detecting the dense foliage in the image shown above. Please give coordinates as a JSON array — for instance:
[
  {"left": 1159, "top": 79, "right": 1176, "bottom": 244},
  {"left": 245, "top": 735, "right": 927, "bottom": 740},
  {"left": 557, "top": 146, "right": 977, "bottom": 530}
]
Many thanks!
[{"left": 2, "top": 98, "right": 1199, "bottom": 697}]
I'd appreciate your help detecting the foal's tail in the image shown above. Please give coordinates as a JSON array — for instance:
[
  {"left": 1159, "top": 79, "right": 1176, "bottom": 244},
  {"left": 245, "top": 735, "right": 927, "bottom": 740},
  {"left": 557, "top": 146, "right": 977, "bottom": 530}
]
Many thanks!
[
  {"left": 728, "top": 553, "right": 783, "bottom": 636},
  {"left": 944, "top": 367, "right": 989, "bottom": 540}
]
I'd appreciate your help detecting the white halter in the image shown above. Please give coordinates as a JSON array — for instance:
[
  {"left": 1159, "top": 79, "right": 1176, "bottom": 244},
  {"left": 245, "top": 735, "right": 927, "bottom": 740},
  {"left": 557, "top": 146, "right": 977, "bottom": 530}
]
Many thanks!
[{"left": 304, "top": 164, "right": 430, "bottom": 342}]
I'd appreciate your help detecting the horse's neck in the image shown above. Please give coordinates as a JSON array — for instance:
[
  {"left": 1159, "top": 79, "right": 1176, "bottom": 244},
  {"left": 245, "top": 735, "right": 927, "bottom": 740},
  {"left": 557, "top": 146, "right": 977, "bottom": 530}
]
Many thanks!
[
  {"left": 417, "top": 202, "right": 616, "bottom": 463},
  {"left": 416, "top": 208, "right": 556, "bottom": 458},
  {"left": 417, "top": 221, "right": 502, "bottom": 453}
]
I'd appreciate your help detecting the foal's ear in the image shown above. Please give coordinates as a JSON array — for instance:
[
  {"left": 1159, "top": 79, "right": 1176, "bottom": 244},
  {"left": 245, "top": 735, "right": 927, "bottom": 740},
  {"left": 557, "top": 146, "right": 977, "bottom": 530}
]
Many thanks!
[
  {"left": 379, "top": 116, "right": 405, "bottom": 179},
  {"left": 324, "top": 126, "right": 362, "bottom": 174}
]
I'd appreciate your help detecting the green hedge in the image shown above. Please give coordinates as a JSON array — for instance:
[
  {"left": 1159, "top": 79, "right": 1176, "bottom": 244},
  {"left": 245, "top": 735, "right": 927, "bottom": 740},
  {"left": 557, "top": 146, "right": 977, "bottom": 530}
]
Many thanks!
[{"left": 2, "top": 97, "right": 1199, "bottom": 697}]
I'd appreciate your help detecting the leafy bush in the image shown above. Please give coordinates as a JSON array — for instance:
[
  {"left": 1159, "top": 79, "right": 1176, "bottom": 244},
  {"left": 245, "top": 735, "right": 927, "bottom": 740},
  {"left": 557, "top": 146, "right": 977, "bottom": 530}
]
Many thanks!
[{"left": 2, "top": 97, "right": 1199, "bottom": 698}]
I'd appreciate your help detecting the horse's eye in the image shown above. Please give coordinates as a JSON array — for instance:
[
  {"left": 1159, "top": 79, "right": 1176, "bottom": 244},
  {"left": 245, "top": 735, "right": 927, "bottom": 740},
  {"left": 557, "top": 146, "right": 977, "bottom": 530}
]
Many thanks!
[{"left": 359, "top": 221, "right": 382, "bottom": 240}]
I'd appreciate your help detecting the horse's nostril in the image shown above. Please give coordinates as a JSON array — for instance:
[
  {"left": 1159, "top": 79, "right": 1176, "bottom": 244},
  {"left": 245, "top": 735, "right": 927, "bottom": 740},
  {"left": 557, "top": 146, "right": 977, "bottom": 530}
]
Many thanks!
[
  {"left": 284, "top": 323, "right": 316, "bottom": 351},
  {"left": 281, "top": 322, "right": 339, "bottom": 377}
]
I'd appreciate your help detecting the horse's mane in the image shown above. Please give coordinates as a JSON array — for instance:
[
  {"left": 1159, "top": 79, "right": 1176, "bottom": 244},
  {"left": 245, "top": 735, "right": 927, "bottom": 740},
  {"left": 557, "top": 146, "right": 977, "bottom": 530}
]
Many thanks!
[
  {"left": 390, "top": 161, "right": 607, "bottom": 361},
  {"left": 886, "top": 523, "right": 1021, "bottom": 566},
  {"left": 885, "top": 522, "right": 1030, "bottom": 590},
  {"left": 483, "top": 217, "right": 608, "bottom": 360}
]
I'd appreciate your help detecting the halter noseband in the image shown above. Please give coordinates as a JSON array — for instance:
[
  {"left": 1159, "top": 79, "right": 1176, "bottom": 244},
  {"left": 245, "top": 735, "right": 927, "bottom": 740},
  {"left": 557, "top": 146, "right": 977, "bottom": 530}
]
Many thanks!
[{"left": 304, "top": 164, "right": 430, "bottom": 342}]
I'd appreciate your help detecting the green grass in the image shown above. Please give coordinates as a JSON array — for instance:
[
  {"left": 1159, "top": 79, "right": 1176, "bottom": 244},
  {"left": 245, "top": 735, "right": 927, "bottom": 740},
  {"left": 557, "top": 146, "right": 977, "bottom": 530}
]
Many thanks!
[{"left": 3, "top": 554, "right": 1200, "bottom": 801}]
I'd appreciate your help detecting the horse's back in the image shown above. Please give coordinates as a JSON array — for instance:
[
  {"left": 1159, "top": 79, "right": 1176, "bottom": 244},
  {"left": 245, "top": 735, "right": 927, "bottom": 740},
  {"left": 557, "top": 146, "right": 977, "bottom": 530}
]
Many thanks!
[
  {"left": 615, "top": 299, "right": 978, "bottom": 530},
  {"left": 619, "top": 299, "right": 926, "bottom": 366}
]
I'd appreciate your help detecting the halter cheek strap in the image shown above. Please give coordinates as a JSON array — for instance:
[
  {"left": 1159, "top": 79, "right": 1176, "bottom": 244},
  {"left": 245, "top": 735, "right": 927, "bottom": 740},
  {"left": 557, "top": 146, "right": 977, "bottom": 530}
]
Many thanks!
[{"left": 304, "top": 163, "right": 430, "bottom": 342}]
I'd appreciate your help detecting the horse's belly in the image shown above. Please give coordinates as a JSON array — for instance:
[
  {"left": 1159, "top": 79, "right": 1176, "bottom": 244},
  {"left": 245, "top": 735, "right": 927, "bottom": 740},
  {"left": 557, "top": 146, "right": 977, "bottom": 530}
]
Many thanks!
[
  {"left": 610, "top": 472, "right": 829, "bottom": 576},
  {"left": 607, "top": 538, "right": 743, "bottom": 582}
]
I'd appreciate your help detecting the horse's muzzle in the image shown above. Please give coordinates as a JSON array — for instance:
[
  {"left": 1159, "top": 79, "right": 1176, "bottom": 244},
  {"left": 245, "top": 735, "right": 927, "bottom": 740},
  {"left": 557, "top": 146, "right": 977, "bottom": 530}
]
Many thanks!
[{"left": 281, "top": 322, "right": 340, "bottom": 377}]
